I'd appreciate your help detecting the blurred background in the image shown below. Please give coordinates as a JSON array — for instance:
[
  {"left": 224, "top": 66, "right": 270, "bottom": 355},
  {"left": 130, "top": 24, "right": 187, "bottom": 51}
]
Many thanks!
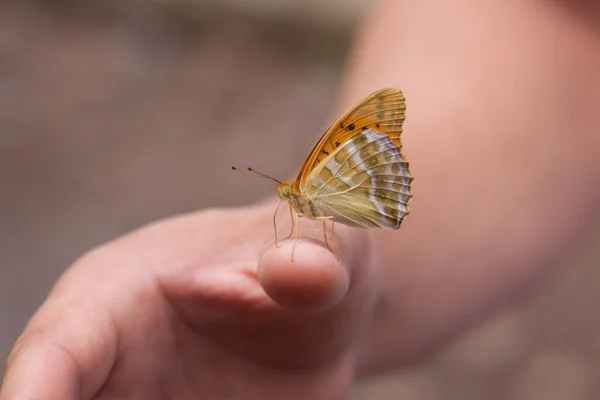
[{"left": 1, "top": 1, "right": 599, "bottom": 398}]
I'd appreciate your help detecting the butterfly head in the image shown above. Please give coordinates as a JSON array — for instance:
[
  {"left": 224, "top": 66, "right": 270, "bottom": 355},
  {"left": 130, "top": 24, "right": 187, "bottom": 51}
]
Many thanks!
[{"left": 275, "top": 182, "right": 293, "bottom": 200}]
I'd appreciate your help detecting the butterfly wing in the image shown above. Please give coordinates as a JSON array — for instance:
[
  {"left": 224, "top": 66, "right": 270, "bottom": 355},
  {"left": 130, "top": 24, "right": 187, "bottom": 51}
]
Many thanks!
[
  {"left": 297, "top": 87, "right": 406, "bottom": 191},
  {"left": 304, "top": 129, "right": 413, "bottom": 229}
]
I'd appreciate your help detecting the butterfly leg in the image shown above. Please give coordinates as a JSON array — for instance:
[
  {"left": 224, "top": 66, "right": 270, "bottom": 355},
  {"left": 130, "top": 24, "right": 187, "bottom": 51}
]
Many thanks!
[
  {"left": 290, "top": 211, "right": 299, "bottom": 262},
  {"left": 286, "top": 204, "right": 295, "bottom": 240},
  {"left": 315, "top": 216, "right": 338, "bottom": 261},
  {"left": 327, "top": 218, "right": 339, "bottom": 261},
  {"left": 322, "top": 220, "right": 330, "bottom": 250},
  {"left": 330, "top": 219, "right": 338, "bottom": 261}
]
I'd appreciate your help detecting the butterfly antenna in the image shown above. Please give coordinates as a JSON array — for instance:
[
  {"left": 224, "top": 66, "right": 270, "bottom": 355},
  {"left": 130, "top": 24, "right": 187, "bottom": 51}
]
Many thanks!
[{"left": 231, "top": 166, "right": 282, "bottom": 184}]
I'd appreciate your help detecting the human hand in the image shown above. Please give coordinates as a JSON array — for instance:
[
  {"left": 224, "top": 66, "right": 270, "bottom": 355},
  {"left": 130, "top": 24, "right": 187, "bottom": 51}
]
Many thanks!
[{"left": 0, "top": 201, "right": 378, "bottom": 400}]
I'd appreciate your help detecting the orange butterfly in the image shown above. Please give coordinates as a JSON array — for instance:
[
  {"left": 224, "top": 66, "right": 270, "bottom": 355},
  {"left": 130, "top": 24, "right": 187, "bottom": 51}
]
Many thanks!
[{"left": 234, "top": 87, "right": 413, "bottom": 261}]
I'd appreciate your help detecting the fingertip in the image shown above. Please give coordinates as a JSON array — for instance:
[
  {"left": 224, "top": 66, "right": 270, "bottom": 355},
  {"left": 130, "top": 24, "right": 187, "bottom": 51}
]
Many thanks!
[
  {"left": 0, "top": 339, "right": 81, "bottom": 400},
  {"left": 258, "top": 240, "right": 350, "bottom": 312}
]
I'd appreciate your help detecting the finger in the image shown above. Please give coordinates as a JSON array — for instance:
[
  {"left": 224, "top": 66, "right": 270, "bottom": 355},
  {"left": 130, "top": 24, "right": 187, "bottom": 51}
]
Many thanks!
[
  {"left": 258, "top": 228, "right": 371, "bottom": 311},
  {"left": 0, "top": 339, "right": 81, "bottom": 400},
  {"left": 1, "top": 303, "right": 118, "bottom": 400}
]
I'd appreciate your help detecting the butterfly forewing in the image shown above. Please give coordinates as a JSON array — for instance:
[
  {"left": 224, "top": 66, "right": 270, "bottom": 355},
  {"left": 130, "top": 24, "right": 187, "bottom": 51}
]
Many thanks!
[
  {"left": 317, "top": 131, "right": 402, "bottom": 188},
  {"left": 298, "top": 88, "right": 406, "bottom": 191}
]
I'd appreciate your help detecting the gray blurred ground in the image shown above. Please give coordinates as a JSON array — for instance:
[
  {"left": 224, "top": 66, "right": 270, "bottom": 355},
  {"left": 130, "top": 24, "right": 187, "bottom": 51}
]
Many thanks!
[{"left": 1, "top": 2, "right": 599, "bottom": 399}]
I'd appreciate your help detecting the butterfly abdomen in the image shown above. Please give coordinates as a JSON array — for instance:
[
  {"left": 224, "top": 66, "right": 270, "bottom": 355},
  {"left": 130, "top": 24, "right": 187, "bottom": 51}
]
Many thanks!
[{"left": 289, "top": 191, "right": 329, "bottom": 220}]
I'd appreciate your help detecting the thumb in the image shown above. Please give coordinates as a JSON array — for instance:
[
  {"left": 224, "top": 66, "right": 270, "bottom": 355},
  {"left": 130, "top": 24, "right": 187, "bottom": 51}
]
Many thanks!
[{"left": 258, "top": 221, "right": 375, "bottom": 311}]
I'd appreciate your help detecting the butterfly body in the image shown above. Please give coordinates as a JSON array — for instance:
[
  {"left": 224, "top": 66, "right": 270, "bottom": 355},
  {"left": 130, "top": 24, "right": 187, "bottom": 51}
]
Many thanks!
[{"left": 275, "top": 181, "right": 322, "bottom": 219}]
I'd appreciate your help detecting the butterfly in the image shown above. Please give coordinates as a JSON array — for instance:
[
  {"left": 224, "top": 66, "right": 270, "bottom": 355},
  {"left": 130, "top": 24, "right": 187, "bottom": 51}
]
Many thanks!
[{"left": 234, "top": 87, "right": 413, "bottom": 261}]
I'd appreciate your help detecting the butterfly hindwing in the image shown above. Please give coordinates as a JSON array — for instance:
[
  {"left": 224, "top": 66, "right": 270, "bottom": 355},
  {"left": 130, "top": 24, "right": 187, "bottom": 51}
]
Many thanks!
[
  {"left": 305, "top": 129, "right": 413, "bottom": 229},
  {"left": 297, "top": 88, "right": 406, "bottom": 191}
]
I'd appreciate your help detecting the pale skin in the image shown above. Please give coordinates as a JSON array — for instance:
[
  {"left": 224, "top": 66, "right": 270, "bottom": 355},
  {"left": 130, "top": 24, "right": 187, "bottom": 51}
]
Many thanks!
[{"left": 2, "top": 0, "right": 600, "bottom": 399}]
